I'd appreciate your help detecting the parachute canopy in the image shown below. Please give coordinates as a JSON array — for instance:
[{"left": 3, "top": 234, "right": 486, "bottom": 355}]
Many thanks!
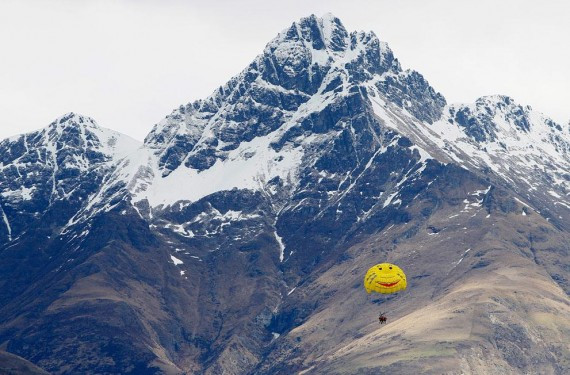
[{"left": 364, "top": 263, "right": 407, "bottom": 294}]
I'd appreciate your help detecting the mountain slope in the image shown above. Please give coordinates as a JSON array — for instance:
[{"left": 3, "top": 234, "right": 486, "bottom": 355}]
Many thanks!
[
  {"left": 256, "top": 180, "right": 570, "bottom": 374},
  {"left": 0, "top": 350, "right": 50, "bottom": 375},
  {"left": 0, "top": 14, "right": 568, "bottom": 375}
]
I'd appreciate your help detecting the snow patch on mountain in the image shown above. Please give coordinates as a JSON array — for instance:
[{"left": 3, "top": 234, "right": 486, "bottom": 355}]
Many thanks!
[
  {"left": 0, "top": 204, "right": 11, "bottom": 241},
  {"left": 275, "top": 231, "right": 286, "bottom": 262},
  {"left": 117, "top": 131, "right": 305, "bottom": 207},
  {"left": 170, "top": 255, "right": 183, "bottom": 265}
]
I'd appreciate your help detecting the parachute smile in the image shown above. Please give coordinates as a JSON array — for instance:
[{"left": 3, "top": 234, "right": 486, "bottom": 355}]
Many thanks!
[{"left": 376, "top": 280, "right": 400, "bottom": 287}]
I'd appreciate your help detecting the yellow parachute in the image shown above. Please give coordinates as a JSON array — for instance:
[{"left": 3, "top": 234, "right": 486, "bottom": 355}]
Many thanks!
[{"left": 364, "top": 263, "right": 407, "bottom": 294}]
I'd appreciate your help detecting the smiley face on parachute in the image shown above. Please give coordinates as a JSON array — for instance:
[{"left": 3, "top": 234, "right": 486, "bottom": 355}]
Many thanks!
[{"left": 363, "top": 263, "right": 407, "bottom": 294}]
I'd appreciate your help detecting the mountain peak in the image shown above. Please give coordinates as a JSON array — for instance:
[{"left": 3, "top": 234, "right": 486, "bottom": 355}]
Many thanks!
[
  {"left": 264, "top": 12, "right": 397, "bottom": 74},
  {"left": 0, "top": 112, "right": 140, "bottom": 177},
  {"left": 446, "top": 94, "right": 564, "bottom": 144},
  {"left": 474, "top": 95, "right": 529, "bottom": 110},
  {"left": 49, "top": 112, "right": 98, "bottom": 129},
  {"left": 42, "top": 112, "right": 122, "bottom": 153},
  {"left": 143, "top": 14, "right": 443, "bottom": 177},
  {"left": 272, "top": 13, "right": 349, "bottom": 54}
]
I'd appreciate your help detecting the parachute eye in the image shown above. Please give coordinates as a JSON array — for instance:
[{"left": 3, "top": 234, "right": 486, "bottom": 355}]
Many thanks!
[
  {"left": 389, "top": 266, "right": 393, "bottom": 270},
  {"left": 379, "top": 267, "right": 382, "bottom": 270}
]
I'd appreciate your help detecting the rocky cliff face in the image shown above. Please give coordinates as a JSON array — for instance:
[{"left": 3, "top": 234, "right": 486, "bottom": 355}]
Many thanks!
[{"left": 0, "top": 14, "right": 569, "bottom": 375}]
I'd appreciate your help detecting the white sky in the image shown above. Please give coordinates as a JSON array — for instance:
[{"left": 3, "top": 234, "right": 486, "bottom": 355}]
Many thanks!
[{"left": 1, "top": 0, "right": 568, "bottom": 141}]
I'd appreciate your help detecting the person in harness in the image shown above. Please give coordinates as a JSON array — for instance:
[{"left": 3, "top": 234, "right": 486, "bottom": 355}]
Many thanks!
[{"left": 378, "top": 312, "right": 387, "bottom": 324}]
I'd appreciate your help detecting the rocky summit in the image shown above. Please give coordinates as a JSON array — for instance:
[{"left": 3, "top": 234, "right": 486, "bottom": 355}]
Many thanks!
[{"left": 0, "top": 14, "right": 569, "bottom": 375}]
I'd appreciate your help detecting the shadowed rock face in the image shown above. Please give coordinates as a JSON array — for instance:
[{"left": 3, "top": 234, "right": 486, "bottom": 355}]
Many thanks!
[{"left": 0, "top": 14, "right": 569, "bottom": 375}]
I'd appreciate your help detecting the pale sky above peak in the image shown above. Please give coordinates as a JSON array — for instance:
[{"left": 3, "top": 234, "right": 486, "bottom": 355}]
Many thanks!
[{"left": 1, "top": 0, "right": 568, "bottom": 141}]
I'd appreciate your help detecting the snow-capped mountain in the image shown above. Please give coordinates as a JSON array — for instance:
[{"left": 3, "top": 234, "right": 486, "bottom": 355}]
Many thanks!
[
  {"left": 77, "top": 13, "right": 570, "bottom": 229},
  {"left": 371, "top": 89, "right": 570, "bottom": 228},
  {"left": 106, "top": 14, "right": 441, "bottom": 207},
  {"left": 0, "top": 14, "right": 568, "bottom": 375},
  {"left": 0, "top": 113, "right": 140, "bottom": 241}
]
